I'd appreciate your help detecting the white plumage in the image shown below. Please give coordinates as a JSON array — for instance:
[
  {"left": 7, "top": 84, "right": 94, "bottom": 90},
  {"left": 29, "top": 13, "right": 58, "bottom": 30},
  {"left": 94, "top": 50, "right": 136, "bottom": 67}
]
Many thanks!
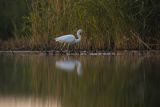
[
  {"left": 55, "top": 34, "right": 75, "bottom": 43},
  {"left": 55, "top": 29, "right": 83, "bottom": 44}
]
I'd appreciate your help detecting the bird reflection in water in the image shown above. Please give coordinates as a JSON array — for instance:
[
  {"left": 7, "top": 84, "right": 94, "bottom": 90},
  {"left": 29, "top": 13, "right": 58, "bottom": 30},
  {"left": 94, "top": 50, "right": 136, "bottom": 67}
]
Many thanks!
[{"left": 56, "top": 58, "right": 82, "bottom": 76}]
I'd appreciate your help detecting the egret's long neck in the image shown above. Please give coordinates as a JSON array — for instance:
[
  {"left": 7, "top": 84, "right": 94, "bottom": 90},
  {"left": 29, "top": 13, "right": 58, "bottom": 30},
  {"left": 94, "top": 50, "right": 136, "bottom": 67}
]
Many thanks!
[{"left": 75, "top": 32, "right": 81, "bottom": 43}]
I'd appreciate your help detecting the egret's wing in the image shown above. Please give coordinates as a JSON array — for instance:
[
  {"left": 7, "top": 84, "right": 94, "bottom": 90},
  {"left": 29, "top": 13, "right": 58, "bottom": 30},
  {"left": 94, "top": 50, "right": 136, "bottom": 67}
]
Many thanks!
[{"left": 55, "top": 35, "right": 75, "bottom": 43}]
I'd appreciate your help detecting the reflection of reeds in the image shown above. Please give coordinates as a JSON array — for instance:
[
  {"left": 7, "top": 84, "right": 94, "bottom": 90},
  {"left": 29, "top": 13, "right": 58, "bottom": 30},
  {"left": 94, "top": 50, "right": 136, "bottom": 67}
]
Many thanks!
[
  {"left": 0, "top": 55, "right": 148, "bottom": 107},
  {"left": 29, "top": 56, "right": 146, "bottom": 107}
]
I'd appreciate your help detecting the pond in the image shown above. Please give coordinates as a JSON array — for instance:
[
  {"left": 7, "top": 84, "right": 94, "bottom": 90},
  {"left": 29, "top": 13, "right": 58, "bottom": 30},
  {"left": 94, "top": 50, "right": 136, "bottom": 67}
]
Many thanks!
[{"left": 0, "top": 54, "right": 160, "bottom": 107}]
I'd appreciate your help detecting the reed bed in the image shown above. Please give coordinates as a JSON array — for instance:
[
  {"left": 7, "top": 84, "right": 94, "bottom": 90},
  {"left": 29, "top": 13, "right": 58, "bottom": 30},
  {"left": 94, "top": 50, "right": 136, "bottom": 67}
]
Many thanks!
[{"left": 0, "top": 0, "right": 160, "bottom": 50}]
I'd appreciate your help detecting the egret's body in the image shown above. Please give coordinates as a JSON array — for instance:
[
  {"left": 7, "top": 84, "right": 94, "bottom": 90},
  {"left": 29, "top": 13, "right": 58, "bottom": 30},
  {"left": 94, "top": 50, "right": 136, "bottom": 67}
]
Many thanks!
[
  {"left": 55, "top": 29, "right": 83, "bottom": 50},
  {"left": 55, "top": 34, "right": 76, "bottom": 44}
]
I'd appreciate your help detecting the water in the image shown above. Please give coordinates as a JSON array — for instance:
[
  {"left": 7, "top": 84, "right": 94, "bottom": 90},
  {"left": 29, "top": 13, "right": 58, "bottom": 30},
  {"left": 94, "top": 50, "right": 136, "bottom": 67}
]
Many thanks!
[{"left": 0, "top": 54, "right": 160, "bottom": 107}]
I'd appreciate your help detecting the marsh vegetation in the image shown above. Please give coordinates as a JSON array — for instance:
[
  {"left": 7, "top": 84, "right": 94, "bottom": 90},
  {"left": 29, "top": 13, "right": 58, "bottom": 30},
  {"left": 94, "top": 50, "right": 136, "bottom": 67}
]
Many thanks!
[{"left": 0, "top": 0, "right": 160, "bottom": 51}]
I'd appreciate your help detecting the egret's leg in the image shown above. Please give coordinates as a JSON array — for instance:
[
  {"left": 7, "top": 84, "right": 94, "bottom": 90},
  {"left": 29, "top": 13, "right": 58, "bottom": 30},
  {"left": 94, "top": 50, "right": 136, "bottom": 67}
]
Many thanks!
[
  {"left": 60, "top": 43, "right": 64, "bottom": 50},
  {"left": 67, "top": 44, "right": 70, "bottom": 52},
  {"left": 56, "top": 43, "right": 63, "bottom": 51},
  {"left": 61, "top": 43, "right": 66, "bottom": 51},
  {"left": 53, "top": 43, "right": 58, "bottom": 51},
  {"left": 69, "top": 45, "right": 74, "bottom": 53},
  {"left": 54, "top": 42, "right": 58, "bottom": 50}
]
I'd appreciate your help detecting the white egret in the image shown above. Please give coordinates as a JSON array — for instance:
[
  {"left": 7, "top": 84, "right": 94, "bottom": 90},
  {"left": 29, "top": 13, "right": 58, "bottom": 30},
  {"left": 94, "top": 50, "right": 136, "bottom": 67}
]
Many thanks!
[{"left": 55, "top": 29, "right": 83, "bottom": 50}]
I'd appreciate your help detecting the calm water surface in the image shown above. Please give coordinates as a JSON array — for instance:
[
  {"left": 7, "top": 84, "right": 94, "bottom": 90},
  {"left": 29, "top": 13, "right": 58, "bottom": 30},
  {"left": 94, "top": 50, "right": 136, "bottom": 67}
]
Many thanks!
[{"left": 0, "top": 54, "right": 160, "bottom": 107}]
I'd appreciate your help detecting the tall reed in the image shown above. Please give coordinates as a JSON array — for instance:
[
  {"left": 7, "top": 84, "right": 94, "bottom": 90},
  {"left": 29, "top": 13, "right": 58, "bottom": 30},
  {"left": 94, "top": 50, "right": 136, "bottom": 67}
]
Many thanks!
[{"left": 1, "top": 0, "right": 159, "bottom": 50}]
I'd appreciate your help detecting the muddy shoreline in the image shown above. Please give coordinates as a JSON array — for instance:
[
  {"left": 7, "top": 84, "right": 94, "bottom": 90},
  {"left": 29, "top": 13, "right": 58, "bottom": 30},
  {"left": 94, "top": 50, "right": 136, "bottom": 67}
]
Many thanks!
[{"left": 0, "top": 50, "right": 159, "bottom": 56}]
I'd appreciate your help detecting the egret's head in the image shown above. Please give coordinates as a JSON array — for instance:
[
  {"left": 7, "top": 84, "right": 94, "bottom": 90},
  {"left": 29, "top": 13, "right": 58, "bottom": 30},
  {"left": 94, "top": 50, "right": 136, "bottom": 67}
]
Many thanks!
[{"left": 77, "top": 29, "right": 83, "bottom": 35}]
